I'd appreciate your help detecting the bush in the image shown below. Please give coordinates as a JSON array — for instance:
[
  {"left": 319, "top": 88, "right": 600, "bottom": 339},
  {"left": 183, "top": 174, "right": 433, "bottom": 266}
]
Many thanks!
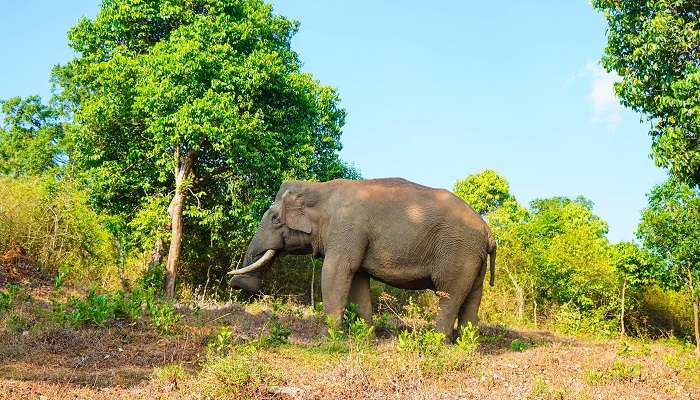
[
  {"left": 397, "top": 329, "right": 446, "bottom": 356},
  {"left": 553, "top": 302, "right": 618, "bottom": 338},
  {"left": 0, "top": 284, "right": 21, "bottom": 313},
  {"left": 0, "top": 176, "right": 119, "bottom": 287},
  {"left": 455, "top": 322, "right": 480, "bottom": 354}
]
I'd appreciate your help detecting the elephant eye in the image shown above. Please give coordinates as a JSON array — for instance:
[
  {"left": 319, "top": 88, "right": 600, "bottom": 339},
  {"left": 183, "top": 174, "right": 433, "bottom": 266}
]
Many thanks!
[{"left": 271, "top": 214, "right": 281, "bottom": 225}]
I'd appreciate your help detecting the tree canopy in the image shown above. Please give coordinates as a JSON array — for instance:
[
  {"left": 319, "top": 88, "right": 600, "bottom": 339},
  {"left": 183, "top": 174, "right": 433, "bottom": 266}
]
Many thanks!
[
  {"left": 0, "top": 96, "right": 63, "bottom": 177},
  {"left": 592, "top": 0, "right": 700, "bottom": 185},
  {"left": 52, "top": 0, "right": 356, "bottom": 296},
  {"left": 637, "top": 178, "right": 700, "bottom": 353}
]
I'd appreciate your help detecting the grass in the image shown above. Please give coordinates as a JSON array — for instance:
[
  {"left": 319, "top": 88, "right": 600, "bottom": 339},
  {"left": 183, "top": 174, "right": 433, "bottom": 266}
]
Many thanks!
[{"left": 1, "top": 284, "right": 699, "bottom": 399}]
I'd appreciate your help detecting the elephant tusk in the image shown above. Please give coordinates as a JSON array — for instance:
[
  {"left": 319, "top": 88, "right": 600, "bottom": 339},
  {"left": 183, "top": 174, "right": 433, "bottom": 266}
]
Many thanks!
[{"left": 227, "top": 249, "right": 276, "bottom": 275}]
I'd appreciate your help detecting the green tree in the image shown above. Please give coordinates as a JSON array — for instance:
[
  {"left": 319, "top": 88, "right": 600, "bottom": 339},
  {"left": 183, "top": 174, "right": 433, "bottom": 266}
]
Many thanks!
[
  {"left": 609, "top": 241, "right": 657, "bottom": 337},
  {"left": 0, "top": 96, "right": 63, "bottom": 177},
  {"left": 519, "top": 197, "right": 615, "bottom": 324},
  {"left": 53, "top": 0, "right": 352, "bottom": 297},
  {"left": 637, "top": 179, "right": 700, "bottom": 356},
  {"left": 453, "top": 169, "right": 513, "bottom": 215},
  {"left": 592, "top": 0, "right": 700, "bottom": 185}
]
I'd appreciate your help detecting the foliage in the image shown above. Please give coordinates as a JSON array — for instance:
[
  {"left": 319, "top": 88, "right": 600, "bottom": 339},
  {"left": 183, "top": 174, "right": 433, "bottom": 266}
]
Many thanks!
[
  {"left": 0, "top": 96, "right": 63, "bottom": 177},
  {"left": 263, "top": 306, "right": 291, "bottom": 347},
  {"left": 553, "top": 303, "right": 618, "bottom": 338},
  {"left": 455, "top": 322, "right": 480, "bottom": 354},
  {"left": 197, "top": 344, "right": 279, "bottom": 397},
  {"left": 52, "top": 0, "right": 357, "bottom": 295},
  {"left": 637, "top": 179, "right": 700, "bottom": 293},
  {"left": 637, "top": 178, "right": 700, "bottom": 352},
  {"left": 453, "top": 169, "right": 514, "bottom": 215},
  {"left": 592, "top": 0, "right": 700, "bottom": 185},
  {"left": 207, "top": 326, "right": 234, "bottom": 355},
  {"left": 397, "top": 328, "right": 446, "bottom": 356},
  {"left": 324, "top": 302, "right": 374, "bottom": 349},
  {"left": 0, "top": 284, "right": 21, "bottom": 314},
  {"left": 510, "top": 338, "right": 530, "bottom": 352},
  {"left": 0, "top": 176, "right": 119, "bottom": 285},
  {"left": 610, "top": 241, "right": 658, "bottom": 289}
]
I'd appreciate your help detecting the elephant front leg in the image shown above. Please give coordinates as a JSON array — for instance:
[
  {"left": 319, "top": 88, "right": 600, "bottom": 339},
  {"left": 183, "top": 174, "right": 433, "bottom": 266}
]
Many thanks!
[{"left": 321, "top": 250, "right": 365, "bottom": 329}]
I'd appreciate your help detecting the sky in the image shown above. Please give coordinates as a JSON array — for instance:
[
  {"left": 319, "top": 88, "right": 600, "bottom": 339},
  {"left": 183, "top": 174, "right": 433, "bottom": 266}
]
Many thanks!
[{"left": 0, "top": 1, "right": 668, "bottom": 242}]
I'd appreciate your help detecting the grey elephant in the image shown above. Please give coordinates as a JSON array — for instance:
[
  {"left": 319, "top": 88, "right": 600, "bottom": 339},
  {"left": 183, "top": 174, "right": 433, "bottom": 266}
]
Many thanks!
[{"left": 228, "top": 178, "right": 496, "bottom": 338}]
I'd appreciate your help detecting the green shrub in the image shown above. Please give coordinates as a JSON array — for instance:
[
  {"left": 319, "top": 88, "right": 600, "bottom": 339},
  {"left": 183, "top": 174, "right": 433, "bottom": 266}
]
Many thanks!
[
  {"left": 207, "top": 326, "right": 234, "bottom": 355},
  {"left": 455, "top": 322, "right": 480, "bottom": 354},
  {"left": 0, "top": 176, "right": 119, "bottom": 287},
  {"left": 265, "top": 314, "right": 291, "bottom": 347},
  {"left": 510, "top": 338, "right": 530, "bottom": 352},
  {"left": 553, "top": 302, "right": 618, "bottom": 338},
  {"left": 0, "top": 284, "right": 21, "bottom": 313},
  {"left": 147, "top": 300, "right": 181, "bottom": 335},
  {"left": 397, "top": 328, "right": 446, "bottom": 356},
  {"left": 6, "top": 314, "right": 31, "bottom": 332}
]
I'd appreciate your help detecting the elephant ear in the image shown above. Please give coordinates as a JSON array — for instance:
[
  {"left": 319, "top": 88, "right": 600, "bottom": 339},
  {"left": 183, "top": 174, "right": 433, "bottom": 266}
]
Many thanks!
[{"left": 281, "top": 186, "right": 318, "bottom": 234}]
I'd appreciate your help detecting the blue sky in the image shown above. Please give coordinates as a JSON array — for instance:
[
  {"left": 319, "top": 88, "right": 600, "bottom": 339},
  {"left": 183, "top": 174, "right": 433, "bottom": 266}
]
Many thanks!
[{"left": 0, "top": 1, "right": 667, "bottom": 241}]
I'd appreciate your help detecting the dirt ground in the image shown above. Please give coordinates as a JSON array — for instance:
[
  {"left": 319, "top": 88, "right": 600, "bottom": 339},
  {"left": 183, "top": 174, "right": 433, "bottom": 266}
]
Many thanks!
[{"left": 1, "top": 292, "right": 699, "bottom": 399}]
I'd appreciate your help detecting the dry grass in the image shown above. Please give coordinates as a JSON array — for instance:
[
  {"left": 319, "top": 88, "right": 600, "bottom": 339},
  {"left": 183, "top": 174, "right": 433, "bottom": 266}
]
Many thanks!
[{"left": 1, "top": 286, "right": 699, "bottom": 399}]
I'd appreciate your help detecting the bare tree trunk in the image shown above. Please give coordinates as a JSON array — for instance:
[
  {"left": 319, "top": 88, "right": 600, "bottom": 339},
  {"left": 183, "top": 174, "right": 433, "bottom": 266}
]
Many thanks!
[
  {"left": 690, "top": 270, "right": 699, "bottom": 358},
  {"left": 503, "top": 265, "right": 524, "bottom": 321},
  {"left": 533, "top": 299, "right": 538, "bottom": 328},
  {"left": 693, "top": 299, "right": 699, "bottom": 358},
  {"left": 165, "top": 149, "right": 195, "bottom": 298},
  {"left": 149, "top": 237, "right": 165, "bottom": 269},
  {"left": 620, "top": 279, "right": 627, "bottom": 338}
]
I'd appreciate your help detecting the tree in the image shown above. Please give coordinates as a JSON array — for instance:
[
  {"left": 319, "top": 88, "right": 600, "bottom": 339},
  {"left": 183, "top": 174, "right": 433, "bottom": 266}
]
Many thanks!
[
  {"left": 453, "top": 169, "right": 513, "bottom": 215},
  {"left": 637, "top": 179, "right": 700, "bottom": 356},
  {"left": 0, "top": 96, "right": 63, "bottom": 177},
  {"left": 592, "top": 0, "right": 700, "bottom": 185},
  {"left": 53, "top": 0, "right": 352, "bottom": 297},
  {"left": 519, "top": 197, "right": 615, "bottom": 325},
  {"left": 609, "top": 241, "right": 657, "bottom": 337}
]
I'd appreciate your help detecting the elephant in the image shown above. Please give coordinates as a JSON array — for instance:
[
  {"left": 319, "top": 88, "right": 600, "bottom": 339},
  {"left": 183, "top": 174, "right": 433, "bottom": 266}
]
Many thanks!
[{"left": 228, "top": 178, "right": 496, "bottom": 339}]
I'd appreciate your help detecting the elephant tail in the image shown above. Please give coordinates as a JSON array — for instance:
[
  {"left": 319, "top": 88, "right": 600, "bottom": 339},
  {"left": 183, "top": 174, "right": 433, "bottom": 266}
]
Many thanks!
[{"left": 487, "top": 230, "right": 496, "bottom": 287}]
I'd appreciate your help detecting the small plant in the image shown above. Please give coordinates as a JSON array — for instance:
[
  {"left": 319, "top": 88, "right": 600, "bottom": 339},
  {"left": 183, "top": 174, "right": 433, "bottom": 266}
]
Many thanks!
[
  {"left": 617, "top": 340, "right": 631, "bottom": 356},
  {"left": 148, "top": 300, "right": 181, "bottom": 335},
  {"left": 585, "top": 359, "right": 641, "bottom": 385},
  {"left": 511, "top": 338, "right": 530, "bottom": 352},
  {"left": 6, "top": 314, "right": 31, "bottom": 332},
  {"left": 208, "top": 326, "right": 234, "bottom": 354},
  {"left": 397, "top": 328, "right": 446, "bottom": 356},
  {"left": 455, "top": 322, "right": 479, "bottom": 354},
  {"left": 610, "top": 359, "right": 641, "bottom": 380},
  {"left": 155, "top": 364, "right": 187, "bottom": 381},
  {"left": 266, "top": 315, "right": 291, "bottom": 347},
  {"left": 0, "top": 284, "right": 21, "bottom": 313}
]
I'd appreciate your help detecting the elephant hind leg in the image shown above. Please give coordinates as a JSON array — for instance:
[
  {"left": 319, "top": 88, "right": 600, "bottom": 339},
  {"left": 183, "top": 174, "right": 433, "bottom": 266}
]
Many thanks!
[
  {"left": 457, "top": 259, "right": 487, "bottom": 333},
  {"left": 348, "top": 271, "right": 372, "bottom": 323},
  {"left": 432, "top": 260, "right": 479, "bottom": 340}
]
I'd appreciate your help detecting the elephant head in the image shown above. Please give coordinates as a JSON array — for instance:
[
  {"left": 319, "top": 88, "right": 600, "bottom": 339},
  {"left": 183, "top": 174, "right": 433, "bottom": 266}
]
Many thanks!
[{"left": 228, "top": 181, "right": 320, "bottom": 292}]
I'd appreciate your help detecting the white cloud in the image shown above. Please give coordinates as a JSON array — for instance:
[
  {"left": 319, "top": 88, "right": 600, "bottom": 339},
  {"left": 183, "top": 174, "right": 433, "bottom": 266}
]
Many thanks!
[{"left": 586, "top": 61, "right": 623, "bottom": 130}]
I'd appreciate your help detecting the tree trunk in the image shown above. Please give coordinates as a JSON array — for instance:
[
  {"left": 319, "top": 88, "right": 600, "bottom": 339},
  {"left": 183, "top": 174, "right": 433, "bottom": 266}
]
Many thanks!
[
  {"left": 149, "top": 237, "right": 165, "bottom": 269},
  {"left": 533, "top": 299, "right": 538, "bottom": 327},
  {"left": 620, "top": 279, "right": 627, "bottom": 338},
  {"left": 693, "top": 299, "right": 699, "bottom": 358},
  {"left": 502, "top": 265, "right": 524, "bottom": 321},
  {"left": 164, "top": 149, "right": 195, "bottom": 298}
]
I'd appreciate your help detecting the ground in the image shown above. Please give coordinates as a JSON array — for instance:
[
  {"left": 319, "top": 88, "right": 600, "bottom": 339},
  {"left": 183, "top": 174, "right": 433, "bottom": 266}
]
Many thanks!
[{"left": 1, "top": 287, "right": 699, "bottom": 400}]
